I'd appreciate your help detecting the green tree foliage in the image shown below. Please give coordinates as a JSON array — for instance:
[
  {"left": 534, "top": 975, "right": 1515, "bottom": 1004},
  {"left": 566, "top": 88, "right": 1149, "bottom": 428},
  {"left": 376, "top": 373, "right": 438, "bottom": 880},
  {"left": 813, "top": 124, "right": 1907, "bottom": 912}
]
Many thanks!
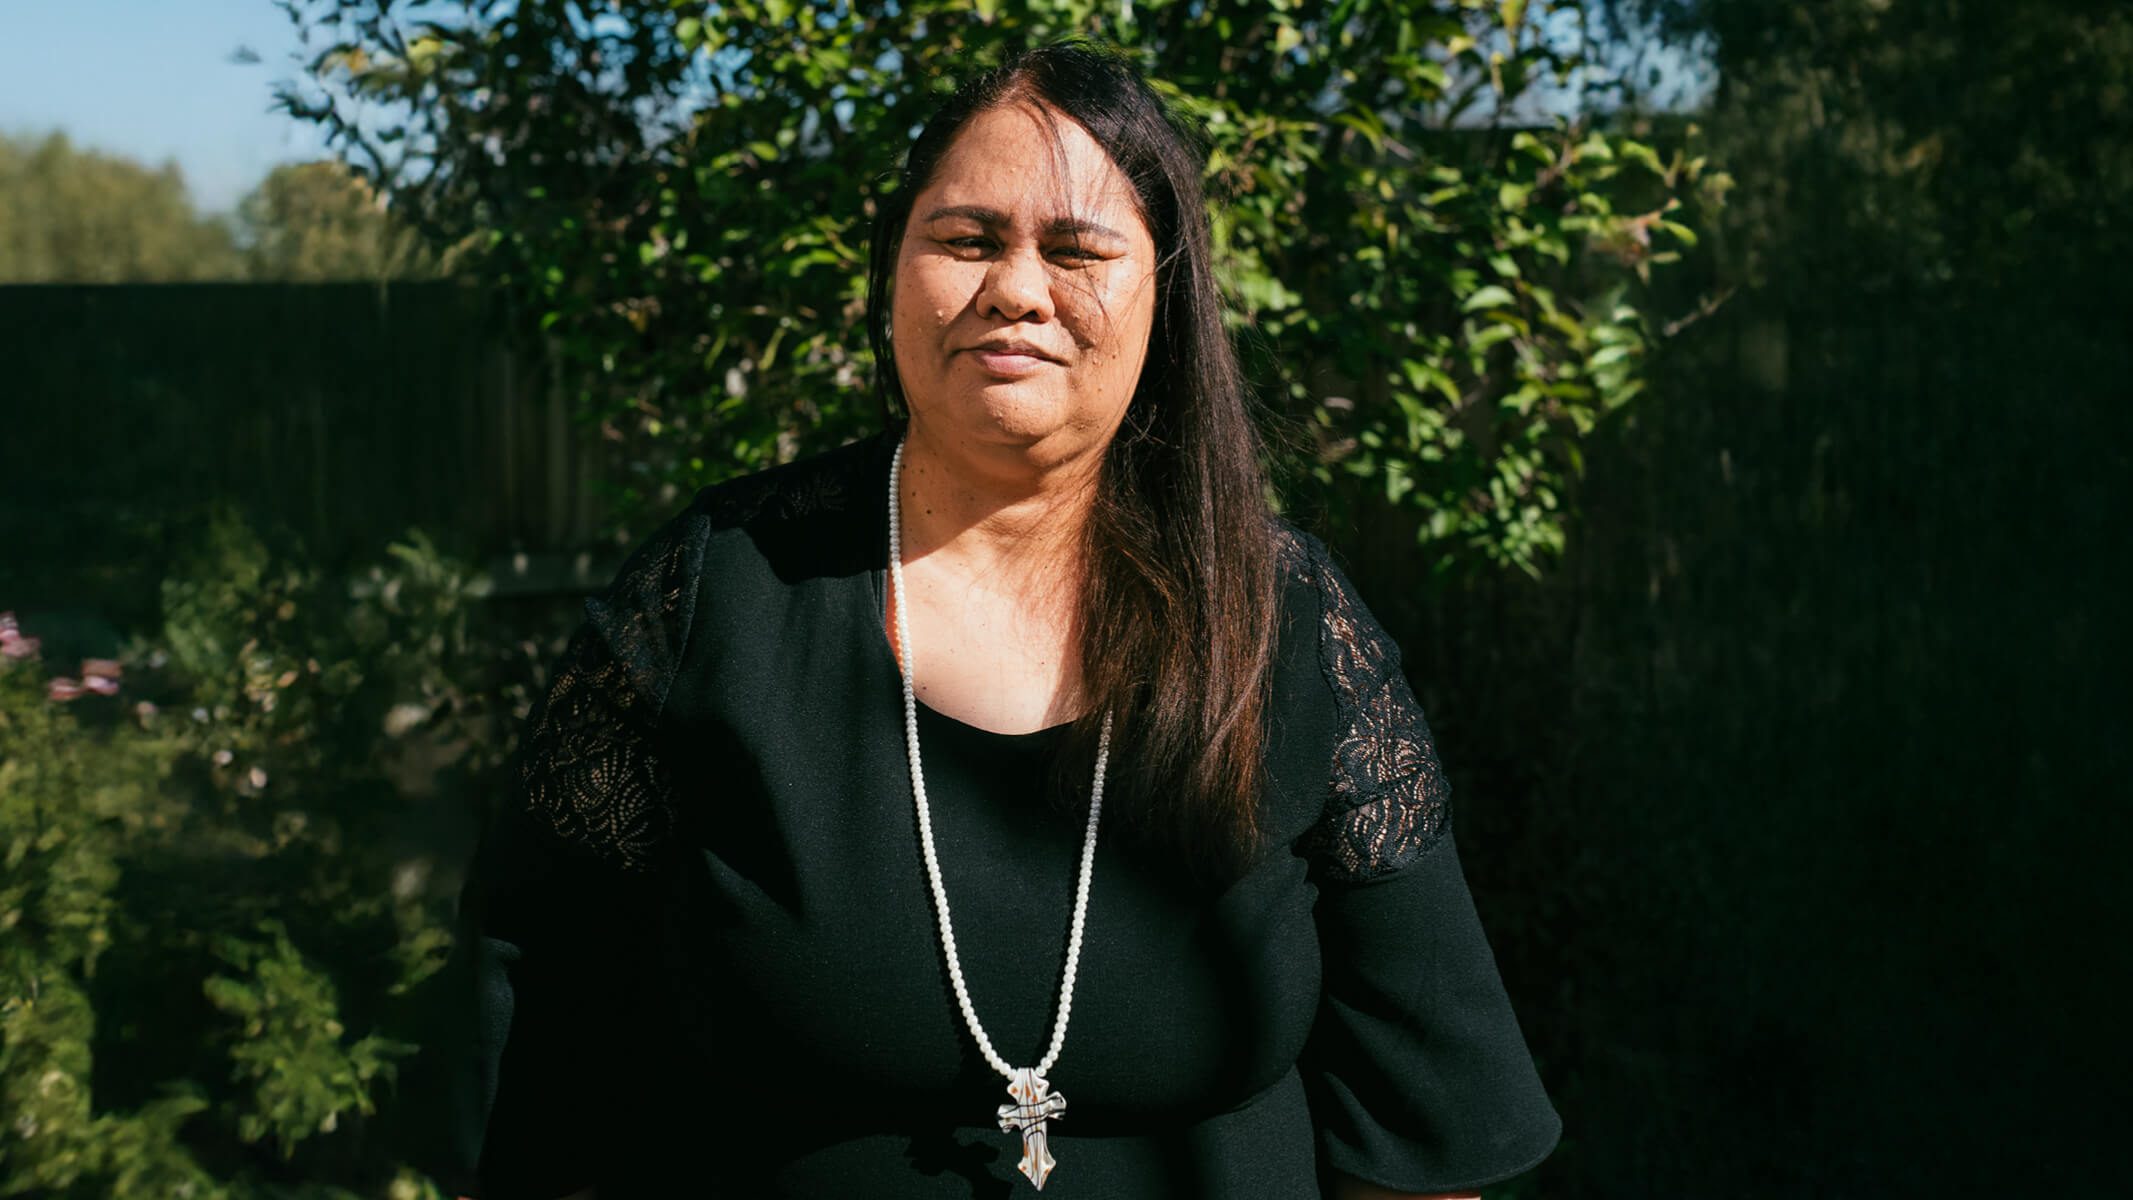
[
  {"left": 0, "top": 132, "right": 242, "bottom": 283},
  {"left": 276, "top": 0, "right": 1726, "bottom": 579},
  {"left": 0, "top": 509, "right": 529, "bottom": 1197},
  {"left": 1597, "top": 0, "right": 2131, "bottom": 307},
  {"left": 236, "top": 160, "right": 471, "bottom": 281},
  {"left": 0, "top": 135, "right": 459, "bottom": 284}
]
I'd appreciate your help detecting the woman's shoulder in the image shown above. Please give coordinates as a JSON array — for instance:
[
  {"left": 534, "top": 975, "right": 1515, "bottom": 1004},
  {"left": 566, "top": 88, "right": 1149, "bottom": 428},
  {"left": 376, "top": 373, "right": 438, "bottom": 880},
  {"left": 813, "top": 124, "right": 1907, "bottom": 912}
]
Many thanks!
[
  {"left": 607, "top": 430, "right": 890, "bottom": 602},
  {"left": 1262, "top": 511, "right": 1353, "bottom": 626},
  {"left": 583, "top": 430, "right": 890, "bottom": 686},
  {"left": 1264, "top": 511, "right": 1324, "bottom": 586},
  {"left": 1261, "top": 511, "right": 1382, "bottom": 704},
  {"left": 1259, "top": 511, "right": 1391, "bottom": 642},
  {"left": 689, "top": 428, "right": 891, "bottom": 533}
]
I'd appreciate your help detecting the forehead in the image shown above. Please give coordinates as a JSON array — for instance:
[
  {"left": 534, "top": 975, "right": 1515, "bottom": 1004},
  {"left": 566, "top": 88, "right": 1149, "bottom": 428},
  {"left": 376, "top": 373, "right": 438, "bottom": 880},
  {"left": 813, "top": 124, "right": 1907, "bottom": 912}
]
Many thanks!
[{"left": 915, "top": 103, "right": 1147, "bottom": 236}]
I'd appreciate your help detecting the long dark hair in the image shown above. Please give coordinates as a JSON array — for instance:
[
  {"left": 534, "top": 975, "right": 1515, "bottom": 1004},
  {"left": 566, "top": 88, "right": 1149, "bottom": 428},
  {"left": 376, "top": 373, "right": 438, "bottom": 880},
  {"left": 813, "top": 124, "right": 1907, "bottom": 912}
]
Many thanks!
[{"left": 864, "top": 37, "right": 1280, "bottom": 890}]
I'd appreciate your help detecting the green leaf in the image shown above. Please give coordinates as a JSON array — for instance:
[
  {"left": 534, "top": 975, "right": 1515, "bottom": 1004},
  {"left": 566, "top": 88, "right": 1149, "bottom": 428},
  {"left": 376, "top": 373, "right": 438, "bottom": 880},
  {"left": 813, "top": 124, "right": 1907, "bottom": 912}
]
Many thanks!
[
  {"left": 1462, "top": 284, "right": 1517, "bottom": 312},
  {"left": 1468, "top": 322, "right": 1517, "bottom": 353},
  {"left": 1657, "top": 219, "right": 1698, "bottom": 247},
  {"left": 1334, "top": 110, "right": 1387, "bottom": 153},
  {"left": 1620, "top": 140, "right": 1666, "bottom": 175}
]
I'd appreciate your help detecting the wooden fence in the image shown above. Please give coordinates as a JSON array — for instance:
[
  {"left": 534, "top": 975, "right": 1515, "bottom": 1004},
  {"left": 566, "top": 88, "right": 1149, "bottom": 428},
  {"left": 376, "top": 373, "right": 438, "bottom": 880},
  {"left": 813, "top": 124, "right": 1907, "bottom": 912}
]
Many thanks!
[{"left": 0, "top": 281, "right": 622, "bottom": 623}]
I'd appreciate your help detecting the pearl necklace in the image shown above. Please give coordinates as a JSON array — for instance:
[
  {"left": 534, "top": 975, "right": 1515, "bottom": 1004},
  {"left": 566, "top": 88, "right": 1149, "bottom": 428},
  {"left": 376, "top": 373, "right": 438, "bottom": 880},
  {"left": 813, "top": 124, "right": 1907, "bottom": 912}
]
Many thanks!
[{"left": 888, "top": 432, "right": 1112, "bottom": 1192}]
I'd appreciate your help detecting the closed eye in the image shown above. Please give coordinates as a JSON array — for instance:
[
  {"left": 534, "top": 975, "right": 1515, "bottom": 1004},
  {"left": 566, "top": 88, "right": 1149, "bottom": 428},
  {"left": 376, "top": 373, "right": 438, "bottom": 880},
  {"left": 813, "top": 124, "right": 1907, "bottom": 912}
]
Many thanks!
[{"left": 945, "top": 237, "right": 1104, "bottom": 262}]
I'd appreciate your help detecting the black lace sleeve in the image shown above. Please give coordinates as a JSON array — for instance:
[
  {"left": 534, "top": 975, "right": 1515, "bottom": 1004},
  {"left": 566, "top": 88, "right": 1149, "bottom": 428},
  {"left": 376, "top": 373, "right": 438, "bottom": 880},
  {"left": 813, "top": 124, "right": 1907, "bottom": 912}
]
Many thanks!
[
  {"left": 440, "top": 508, "right": 707, "bottom": 1197},
  {"left": 1286, "top": 528, "right": 1562, "bottom": 1193},
  {"left": 1293, "top": 532, "right": 1452, "bottom": 884},
  {"left": 514, "top": 503, "right": 706, "bottom": 872}
]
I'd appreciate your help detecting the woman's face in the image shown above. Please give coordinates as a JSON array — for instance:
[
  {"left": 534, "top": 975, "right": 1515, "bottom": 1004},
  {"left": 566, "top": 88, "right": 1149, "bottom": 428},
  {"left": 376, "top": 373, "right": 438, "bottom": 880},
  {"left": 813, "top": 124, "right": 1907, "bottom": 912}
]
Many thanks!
[{"left": 892, "top": 101, "right": 1159, "bottom": 466}]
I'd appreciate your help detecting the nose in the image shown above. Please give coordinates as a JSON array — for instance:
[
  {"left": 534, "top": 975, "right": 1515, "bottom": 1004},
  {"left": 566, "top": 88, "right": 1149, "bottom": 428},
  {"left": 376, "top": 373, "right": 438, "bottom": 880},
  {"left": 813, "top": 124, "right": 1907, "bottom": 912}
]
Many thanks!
[{"left": 975, "top": 243, "right": 1056, "bottom": 325}]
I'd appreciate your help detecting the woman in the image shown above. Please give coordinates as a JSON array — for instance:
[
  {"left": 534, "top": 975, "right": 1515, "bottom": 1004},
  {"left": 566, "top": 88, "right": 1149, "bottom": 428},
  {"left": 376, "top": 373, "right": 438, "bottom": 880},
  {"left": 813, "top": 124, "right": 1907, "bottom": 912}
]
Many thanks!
[{"left": 437, "top": 37, "right": 1560, "bottom": 1200}]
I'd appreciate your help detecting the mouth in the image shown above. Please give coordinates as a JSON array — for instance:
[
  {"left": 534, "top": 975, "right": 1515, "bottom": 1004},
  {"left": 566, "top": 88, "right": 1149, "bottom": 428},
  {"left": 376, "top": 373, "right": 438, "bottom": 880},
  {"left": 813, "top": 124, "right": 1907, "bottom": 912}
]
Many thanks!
[{"left": 967, "top": 349, "right": 1057, "bottom": 377}]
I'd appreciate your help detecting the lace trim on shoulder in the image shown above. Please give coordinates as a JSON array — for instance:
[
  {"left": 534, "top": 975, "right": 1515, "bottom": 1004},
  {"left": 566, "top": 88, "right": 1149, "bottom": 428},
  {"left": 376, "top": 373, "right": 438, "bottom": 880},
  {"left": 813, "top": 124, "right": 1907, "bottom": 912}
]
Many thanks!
[
  {"left": 584, "top": 508, "right": 707, "bottom": 714},
  {"left": 517, "top": 508, "right": 707, "bottom": 873},
  {"left": 1269, "top": 513, "right": 1313, "bottom": 581},
  {"left": 697, "top": 439, "right": 867, "bottom": 530},
  {"left": 1285, "top": 526, "right": 1453, "bottom": 883}
]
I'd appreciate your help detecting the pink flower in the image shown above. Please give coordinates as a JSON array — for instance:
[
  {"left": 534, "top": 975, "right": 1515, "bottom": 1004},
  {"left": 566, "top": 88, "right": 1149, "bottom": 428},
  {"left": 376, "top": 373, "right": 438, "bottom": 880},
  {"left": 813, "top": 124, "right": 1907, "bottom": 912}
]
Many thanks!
[
  {"left": 84, "top": 675, "right": 120, "bottom": 696},
  {"left": 82, "top": 658, "right": 123, "bottom": 681},
  {"left": 0, "top": 612, "right": 37, "bottom": 661},
  {"left": 48, "top": 677, "right": 84, "bottom": 701}
]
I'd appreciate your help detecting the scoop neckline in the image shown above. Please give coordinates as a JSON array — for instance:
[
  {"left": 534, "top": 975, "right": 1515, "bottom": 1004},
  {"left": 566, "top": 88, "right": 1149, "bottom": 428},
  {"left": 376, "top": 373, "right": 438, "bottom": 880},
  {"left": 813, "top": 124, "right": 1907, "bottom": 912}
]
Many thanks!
[
  {"left": 863, "top": 564, "right": 1075, "bottom": 743},
  {"left": 857, "top": 432, "right": 1076, "bottom": 743}
]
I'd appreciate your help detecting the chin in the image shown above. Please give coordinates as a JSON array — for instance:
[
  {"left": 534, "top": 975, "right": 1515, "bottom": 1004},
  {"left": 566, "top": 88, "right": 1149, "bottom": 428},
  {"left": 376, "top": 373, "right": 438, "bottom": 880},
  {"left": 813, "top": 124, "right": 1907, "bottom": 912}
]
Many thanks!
[{"left": 949, "top": 388, "right": 1069, "bottom": 443}]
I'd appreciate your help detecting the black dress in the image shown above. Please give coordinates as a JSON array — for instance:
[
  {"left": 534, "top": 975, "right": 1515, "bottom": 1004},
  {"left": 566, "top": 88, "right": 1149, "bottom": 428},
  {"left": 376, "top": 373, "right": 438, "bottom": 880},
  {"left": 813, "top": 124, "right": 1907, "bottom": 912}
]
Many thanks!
[{"left": 433, "top": 426, "right": 1561, "bottom": 1198}]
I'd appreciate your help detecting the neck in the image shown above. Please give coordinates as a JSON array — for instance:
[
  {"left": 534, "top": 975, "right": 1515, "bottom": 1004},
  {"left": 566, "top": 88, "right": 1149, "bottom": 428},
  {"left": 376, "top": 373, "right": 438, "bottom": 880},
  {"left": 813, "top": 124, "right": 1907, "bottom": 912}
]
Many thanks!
[{"left": 894, "top": 415, "right": 1101, "bottom": 604}]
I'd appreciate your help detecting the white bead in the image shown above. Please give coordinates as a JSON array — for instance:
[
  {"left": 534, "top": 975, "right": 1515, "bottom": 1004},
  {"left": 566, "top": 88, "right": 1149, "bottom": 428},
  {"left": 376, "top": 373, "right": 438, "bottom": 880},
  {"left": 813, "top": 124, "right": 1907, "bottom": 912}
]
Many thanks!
[{"left": 889, "top": 433, "right": 1110, "bottom": 1086}]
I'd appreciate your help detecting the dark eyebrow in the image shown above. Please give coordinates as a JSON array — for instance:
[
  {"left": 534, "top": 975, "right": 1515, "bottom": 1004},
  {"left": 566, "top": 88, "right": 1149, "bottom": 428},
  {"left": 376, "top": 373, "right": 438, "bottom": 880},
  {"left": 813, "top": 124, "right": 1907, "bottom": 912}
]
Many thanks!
[{"left": 922, "top": 204, "right": 1127, "bottom": 242}]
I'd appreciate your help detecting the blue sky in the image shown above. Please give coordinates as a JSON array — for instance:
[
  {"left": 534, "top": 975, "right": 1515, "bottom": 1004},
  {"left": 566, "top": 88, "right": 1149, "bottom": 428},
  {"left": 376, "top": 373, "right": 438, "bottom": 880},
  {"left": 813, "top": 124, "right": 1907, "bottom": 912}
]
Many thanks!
[{"left": 0, "top": 1, "right": 333, "bottom": 214}]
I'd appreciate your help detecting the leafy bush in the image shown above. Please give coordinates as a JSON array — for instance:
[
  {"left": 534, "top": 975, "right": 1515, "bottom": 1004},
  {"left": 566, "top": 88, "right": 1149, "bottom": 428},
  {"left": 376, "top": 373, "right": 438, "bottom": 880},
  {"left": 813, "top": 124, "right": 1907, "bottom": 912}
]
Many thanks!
[{"left": 1, "top": 503, "right": 543, "bottom": 1197}]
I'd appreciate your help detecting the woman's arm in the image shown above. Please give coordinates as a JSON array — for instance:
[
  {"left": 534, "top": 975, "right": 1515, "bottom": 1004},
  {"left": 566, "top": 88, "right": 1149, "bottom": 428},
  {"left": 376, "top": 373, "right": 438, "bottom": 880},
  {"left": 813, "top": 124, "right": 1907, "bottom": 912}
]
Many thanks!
[
  {"left": 1329, "top": 1170, "right": 1480, "bottom": 1200},
  {"left": 1292, "top": 528, "right": 1560, "bottom": 1197}
]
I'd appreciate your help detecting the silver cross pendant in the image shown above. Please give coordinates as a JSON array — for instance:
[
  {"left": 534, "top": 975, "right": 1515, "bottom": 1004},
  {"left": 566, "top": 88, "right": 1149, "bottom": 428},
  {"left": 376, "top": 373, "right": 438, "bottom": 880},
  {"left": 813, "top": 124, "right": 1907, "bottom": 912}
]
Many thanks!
[{"left": 997, "top": 1067, "right": 1067, "bottom": 1189}]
